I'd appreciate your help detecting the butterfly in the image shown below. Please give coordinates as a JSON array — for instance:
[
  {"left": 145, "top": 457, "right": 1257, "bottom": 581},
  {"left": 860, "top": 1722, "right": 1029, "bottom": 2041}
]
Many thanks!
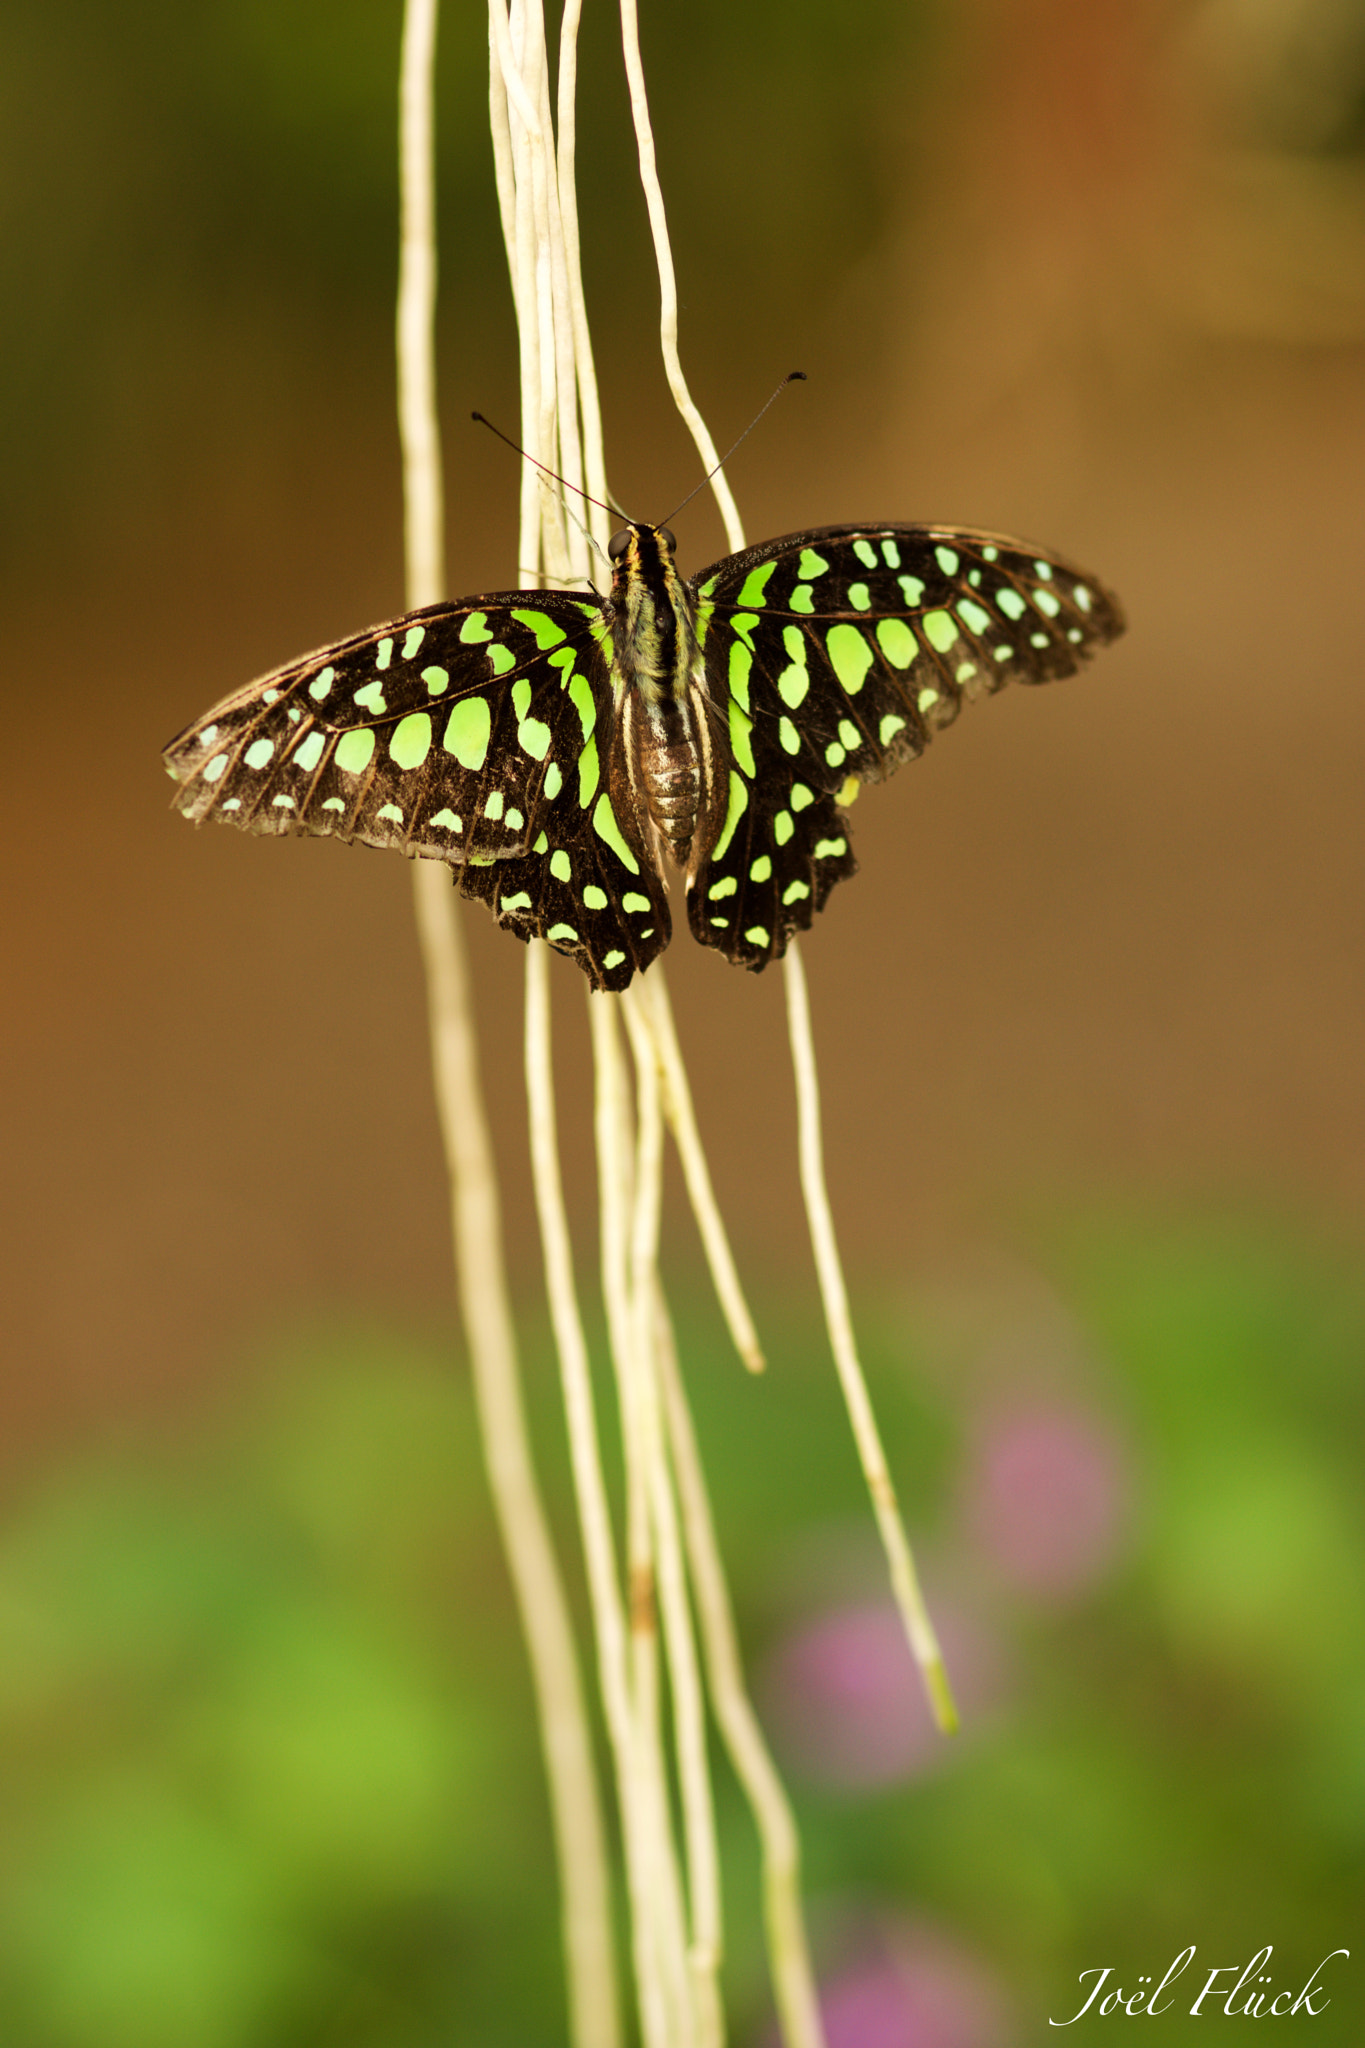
[{"left": 163, "top": 522, "right": 1124, "bottom": 992}]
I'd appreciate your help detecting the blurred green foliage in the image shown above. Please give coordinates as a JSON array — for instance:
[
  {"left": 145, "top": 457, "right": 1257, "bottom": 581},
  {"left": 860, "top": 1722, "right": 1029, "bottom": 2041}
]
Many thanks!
[
  {"left": 0, "top": 1220, "right": 1360, "bottom": 2044},
  {"left": 0, "top": 0, "right": 935, "bottom": 565}
]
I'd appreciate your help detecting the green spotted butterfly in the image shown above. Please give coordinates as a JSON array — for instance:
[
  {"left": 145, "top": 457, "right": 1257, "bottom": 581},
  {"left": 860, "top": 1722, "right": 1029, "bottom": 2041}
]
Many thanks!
[{"left": 163, "top": 522, "right": 1124, "bottom": 992}]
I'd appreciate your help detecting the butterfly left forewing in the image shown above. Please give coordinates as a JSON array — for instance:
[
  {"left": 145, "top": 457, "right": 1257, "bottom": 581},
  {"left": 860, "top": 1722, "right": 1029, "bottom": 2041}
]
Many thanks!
[{"left": 164, "top": 593, "right": 611, "bottom": 863}]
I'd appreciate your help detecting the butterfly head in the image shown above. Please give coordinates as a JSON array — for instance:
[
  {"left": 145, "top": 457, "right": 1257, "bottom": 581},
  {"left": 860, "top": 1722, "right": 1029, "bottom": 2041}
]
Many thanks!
[{"left": 607, "top": 521, "right": 678, "bottom": 591}]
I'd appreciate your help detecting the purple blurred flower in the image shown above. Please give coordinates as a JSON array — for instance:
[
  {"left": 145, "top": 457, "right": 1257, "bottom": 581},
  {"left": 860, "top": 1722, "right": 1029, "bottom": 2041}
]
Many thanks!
[
  {"left": 760, "top": 1599, "right": 999, "bottom": 1790},
  {"left": 962, "top": 1406, "right": 1128, "bottom": 1598},
  {"left": 763, "top": 1917, "right": 1009, "bottom": 2048}
]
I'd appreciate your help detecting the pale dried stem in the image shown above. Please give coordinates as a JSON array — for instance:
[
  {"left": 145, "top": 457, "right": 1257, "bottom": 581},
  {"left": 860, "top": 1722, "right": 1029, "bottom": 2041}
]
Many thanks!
[
  {"left": 618, "top": 990, "right": 697, "bottom": 2047},
  {"left": 617, "top": 0, "right": 745, "bottom": 552},
  {"left": 555, "top": 0, "right": 610, "bottom": 549},
  {"left": 402, "top": 11, "right": 620, "bottom": 2047},
  {"left": 606, "top": 1016, "right": 727, "bottom": 2042},
  {"left": 782, "top": 942, "right": 959, "bottom": 1733},
  {"left": 625, "top": 968, "right": 764, "bottom": 1375},
  {"left": 653, "top": 1290, "right": 827, "bottom": 2048},
  {"left": 397, "top": 0, "right": 444, "bottom": 610},
  {"left": 587, "top": 991, "right": 678, "bottom": 2048}
]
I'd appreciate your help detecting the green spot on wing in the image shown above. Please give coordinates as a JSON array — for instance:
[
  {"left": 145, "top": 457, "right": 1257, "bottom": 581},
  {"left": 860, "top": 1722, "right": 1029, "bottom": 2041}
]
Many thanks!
[
  {"left": 390, "top": 711, "right": 433, "bottom": 771},
  {"left": 729, "top": 640, "right": 753, "bottom": 710},
  {"left": 729, "top": 699, "right": 755, "bottom": 777},
  {"left": 460, "top": 612, "right": 493, "bottom": 644},
  {"left": 550, "top": 849, "right": 571, "bottom": 881},
  {"left": 442, "top": 696, "right": 491, "bottom": 770},
  {"left": 875, "top": 618, "right": 916, "bottom": 668},
  {"left": 736, "top": 560, "right": 778, "bottom": 607},
  {"left": 569, "top": 674, "right": 596, "bottom": 738},
  {"left": 578, "top": 733, "right": 600, "bottom": 807},
  {"left": 923, "top": 610, "right": 959, "bottom": 652},
  {"left": 593, "top": 793, "right": 640, "bottom": 873},
  {"left": 827, "top": 623, "right": 874, "bottom": 693},
  {"left": 512, "top": 609, "right": 567, "bottom": 648},
  {"left": 335, "top": 729, "right": 376, "bottom": 774},
  {"left": 797, "top": 548, "right": 829, "bottom": 579},
  {"left": 712, "top": 771, "right": 748, "bottom": 862},
  {"left": 583, "top": 885, "right": 608, "bottom": 910}
]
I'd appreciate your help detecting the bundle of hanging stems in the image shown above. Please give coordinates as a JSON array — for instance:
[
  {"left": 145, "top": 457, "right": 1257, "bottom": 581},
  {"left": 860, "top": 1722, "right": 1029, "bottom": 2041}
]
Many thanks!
[{"left": 398, "top": 5, "right": 953, "bottom": 2044}]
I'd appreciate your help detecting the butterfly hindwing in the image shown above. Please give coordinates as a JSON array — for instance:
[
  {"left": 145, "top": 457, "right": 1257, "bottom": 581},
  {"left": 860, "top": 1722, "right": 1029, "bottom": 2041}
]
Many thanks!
[
  {"left": 687, "top": 524, "right": 1124, "bottom": 968},
  {"left": 457, "top": 694, "right": 672, "bottom": 993}
]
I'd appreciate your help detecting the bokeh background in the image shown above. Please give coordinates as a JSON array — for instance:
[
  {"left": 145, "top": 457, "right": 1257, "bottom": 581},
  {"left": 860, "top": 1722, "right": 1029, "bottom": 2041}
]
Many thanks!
[{"left": 4, "top": 1, "right": 1364, "bottom": 2042}]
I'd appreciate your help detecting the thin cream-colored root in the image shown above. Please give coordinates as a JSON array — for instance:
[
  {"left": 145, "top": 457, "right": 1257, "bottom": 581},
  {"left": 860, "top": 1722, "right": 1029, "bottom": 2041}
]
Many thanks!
[
  {"left": 782, "top": 942, "right": 959, "bottom": 1733},
  {"left": 411, "top": 872, "right": 622, "bottom": 2048},
  {"left": 624, "top": 969, "right": 764, "bottom": 1375},
  {"left": 600, "top": 1008, "right": 726, "bottom": 2042},
  {"left": 555, "top": 0, "right": 610, "bottom": 546},
  {"left": 402, "top": 12, "right": 621, "bottom": 2048},
  {"left": 617, "top": 0, "right": 744, "bottom": 553},
  {"left": 618, "top": 989, "right": 698, "bottom": 2048},
  {"left": 653, "top": 1288, "right": 827, "bottom": 2048},
  {"left": 647, "top": 1348, "right": 725, "bottom": 2048},
  {"left": 397, "top": 0, "right": 445, "bottom": 611},
  {"left": 589, "top": 993, "right": 677, "bottom": 2048}
]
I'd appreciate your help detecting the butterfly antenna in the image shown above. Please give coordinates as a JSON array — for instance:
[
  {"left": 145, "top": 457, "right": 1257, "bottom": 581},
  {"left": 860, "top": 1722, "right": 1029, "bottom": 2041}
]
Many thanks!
[
  {"left": 471, "top": 411, "right": 625, "bottom": 525},
  {"left": 659, "top": 370, "right": 806, "bottom": 528}
]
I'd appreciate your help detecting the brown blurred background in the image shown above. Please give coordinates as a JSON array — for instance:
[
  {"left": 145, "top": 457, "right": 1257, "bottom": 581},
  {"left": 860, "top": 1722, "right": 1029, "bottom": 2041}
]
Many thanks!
[{"left": 5, "top": 0, "right": 1361, "bottom": 1460}]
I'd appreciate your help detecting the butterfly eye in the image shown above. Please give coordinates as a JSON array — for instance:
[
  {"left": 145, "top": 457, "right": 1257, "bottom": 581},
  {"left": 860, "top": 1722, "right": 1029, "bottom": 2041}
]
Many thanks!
[
  {"left": 659, "top": 527, "right": 677, "bottom": 551},
  {"left": 608, "top": 528, "right": 632, "bottom": 560}
]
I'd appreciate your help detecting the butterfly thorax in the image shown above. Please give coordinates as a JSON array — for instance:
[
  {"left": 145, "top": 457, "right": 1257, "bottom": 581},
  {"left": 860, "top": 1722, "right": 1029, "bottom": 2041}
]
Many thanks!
[{"left": 609, "top": 523, "right": 714, "bottom": 867}]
